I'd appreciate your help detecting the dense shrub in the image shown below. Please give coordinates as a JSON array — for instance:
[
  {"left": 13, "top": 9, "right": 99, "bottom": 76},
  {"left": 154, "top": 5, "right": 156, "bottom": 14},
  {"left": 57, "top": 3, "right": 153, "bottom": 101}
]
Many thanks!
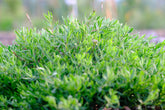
[{"left": 0, "top": 12, "right": 165, "bottom": 109}]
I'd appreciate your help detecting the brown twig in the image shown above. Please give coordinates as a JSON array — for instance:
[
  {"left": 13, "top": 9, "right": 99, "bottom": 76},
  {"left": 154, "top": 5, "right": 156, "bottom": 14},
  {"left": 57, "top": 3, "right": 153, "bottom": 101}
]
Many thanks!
[
  {"left": 13, "top": 51, "right": 25, "bottom": 61},
  {"left": 26, "top": 13, "right": 33, "bottom": 28}
]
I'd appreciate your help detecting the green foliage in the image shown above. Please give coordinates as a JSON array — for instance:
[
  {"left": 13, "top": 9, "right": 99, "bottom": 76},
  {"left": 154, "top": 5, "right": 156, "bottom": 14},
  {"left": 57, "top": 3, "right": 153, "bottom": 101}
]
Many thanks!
[{"left": 0, "top": 12, "right": 165, "bottom": 109}]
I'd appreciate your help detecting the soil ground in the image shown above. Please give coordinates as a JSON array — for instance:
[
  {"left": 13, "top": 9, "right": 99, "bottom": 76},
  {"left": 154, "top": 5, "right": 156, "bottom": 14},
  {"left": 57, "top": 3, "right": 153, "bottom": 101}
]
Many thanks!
[
  {"left": 136, "top": 30, "right": 165, "bottom": 42},
  {"left": 0, "top": 30, "right": 165, "bottom": 45},
  {"left": 0, "top": 32, "right": 16, "bottom": 45}
]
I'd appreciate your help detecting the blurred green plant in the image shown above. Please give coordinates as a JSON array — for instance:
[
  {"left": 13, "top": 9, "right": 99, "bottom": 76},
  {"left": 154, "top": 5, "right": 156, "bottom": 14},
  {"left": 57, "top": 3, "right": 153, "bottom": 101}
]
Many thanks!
[
  {"left": 4, "top": 0, "right": 22, "bottom": 15},
  {"left": 117, "top": 0, "right": 165, "bottom": 29},
  {"left": 0, "top": 16, "right": 13, "bottom": 31},
  {"left": 0, "top": 0, "right": 24, "bottom": 31}
]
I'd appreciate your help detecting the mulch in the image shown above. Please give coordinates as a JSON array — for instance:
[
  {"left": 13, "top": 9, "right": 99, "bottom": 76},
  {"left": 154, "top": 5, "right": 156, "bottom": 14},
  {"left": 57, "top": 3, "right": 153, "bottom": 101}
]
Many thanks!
[
  {"left": 136, "top": 30, "right": 165, "bottom": 42},
  {"left": 0, "top": 32, "right": 16, "bottom": 45},
  {"left": 0, "top": 30, "right": 165, "bottom": 45}
]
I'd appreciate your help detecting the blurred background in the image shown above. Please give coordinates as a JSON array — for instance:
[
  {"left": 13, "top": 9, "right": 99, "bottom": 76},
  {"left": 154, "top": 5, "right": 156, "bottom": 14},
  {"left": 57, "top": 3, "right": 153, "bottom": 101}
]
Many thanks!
[{"left": 0, "top": 0, "right": 165, "bottom": 44}]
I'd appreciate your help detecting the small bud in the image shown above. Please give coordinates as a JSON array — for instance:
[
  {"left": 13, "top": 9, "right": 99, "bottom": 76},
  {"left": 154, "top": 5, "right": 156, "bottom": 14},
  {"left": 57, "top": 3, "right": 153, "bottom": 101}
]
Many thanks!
[{"left": 92, "top": 39, "right": 98, "bottom": 45}]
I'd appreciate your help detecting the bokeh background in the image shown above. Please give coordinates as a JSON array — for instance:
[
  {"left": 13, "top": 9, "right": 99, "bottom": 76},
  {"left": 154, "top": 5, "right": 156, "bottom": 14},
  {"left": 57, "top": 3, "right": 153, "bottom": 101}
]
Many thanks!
[{"left": 0, "top": 0, "right": 165, "bottom": 45}]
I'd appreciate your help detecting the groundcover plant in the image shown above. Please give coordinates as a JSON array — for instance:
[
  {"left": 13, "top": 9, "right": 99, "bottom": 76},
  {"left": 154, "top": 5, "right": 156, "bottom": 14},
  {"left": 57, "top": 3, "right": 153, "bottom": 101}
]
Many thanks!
[{"left": 0, "top": 12, "right": 165, "bottom": 110}]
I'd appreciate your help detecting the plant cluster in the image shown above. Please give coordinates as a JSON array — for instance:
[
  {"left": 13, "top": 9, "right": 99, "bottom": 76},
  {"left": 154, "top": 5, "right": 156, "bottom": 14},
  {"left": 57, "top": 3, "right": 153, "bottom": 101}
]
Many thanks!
[{"left": 0, "top": 12, "right": 165, "bottom": 109}]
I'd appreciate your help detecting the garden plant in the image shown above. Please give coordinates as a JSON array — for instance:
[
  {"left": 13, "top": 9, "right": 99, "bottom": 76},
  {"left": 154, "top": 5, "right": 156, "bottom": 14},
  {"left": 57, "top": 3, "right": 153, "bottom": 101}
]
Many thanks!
[{"left": 0, "top": 12, "right": 165, "bottom": 110}]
